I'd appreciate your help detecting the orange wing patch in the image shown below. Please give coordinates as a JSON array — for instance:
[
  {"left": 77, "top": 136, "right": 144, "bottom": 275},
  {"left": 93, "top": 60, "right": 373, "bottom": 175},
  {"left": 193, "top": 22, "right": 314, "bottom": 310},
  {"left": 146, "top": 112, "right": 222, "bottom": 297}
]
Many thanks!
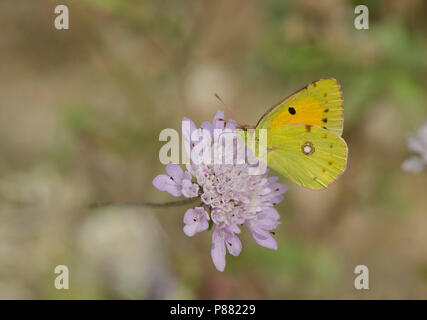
[
  {"left": 256, "top": 79, "right": 344, "bottom": 136},
  {"left": 269, "top": 96, "right": 325, "bottom": 128}
]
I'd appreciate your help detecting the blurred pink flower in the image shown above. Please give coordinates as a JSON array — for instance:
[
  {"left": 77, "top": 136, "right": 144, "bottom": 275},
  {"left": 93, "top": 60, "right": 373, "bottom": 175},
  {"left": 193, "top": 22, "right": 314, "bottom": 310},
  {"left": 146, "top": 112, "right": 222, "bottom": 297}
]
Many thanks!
[
  {"left": 402, "top": 121, "right": 427, "bottom": 173},
  {"left": 153, "top": 111, "right": 288, "bottom": 271}
]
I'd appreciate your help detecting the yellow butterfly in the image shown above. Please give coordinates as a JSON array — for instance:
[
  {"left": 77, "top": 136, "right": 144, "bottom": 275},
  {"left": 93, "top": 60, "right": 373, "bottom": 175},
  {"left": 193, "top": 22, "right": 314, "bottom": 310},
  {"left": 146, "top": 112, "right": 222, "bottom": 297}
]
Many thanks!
[{"left": 242, "top": 78, "right": 348, "bottom": 190}]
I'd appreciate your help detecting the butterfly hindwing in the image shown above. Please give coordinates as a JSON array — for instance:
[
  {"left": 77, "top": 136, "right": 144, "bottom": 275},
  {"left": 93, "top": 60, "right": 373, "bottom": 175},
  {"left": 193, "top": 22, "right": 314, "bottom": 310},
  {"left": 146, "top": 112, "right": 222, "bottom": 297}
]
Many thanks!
[
  {"left": 257, "top": 79, "right": 344, "bottom": 136},
  {"left": 266, "top": 125, "right": 348, "bottom": 190}
]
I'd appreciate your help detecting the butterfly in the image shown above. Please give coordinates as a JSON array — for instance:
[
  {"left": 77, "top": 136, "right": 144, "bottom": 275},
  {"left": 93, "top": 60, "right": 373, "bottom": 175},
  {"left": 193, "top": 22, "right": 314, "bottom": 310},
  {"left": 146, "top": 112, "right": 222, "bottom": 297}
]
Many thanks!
[{"left": 241, "top": 78, "right": 348, "bottom": 190}]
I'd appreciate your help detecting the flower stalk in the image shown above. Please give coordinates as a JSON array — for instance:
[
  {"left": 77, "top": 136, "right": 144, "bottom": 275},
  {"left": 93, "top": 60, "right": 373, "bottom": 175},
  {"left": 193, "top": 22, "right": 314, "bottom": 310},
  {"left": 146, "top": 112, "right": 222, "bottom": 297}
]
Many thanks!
[{"left": 89, "top": 197, "right": 199, "bottom": 209}]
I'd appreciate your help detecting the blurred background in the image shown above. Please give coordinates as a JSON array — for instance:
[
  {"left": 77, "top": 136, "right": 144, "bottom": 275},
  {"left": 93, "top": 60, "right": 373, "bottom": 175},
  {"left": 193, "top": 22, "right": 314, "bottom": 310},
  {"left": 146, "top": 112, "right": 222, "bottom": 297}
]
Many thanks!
[{"left": 1, "top": 0, "right": 427, "bottom": 299}]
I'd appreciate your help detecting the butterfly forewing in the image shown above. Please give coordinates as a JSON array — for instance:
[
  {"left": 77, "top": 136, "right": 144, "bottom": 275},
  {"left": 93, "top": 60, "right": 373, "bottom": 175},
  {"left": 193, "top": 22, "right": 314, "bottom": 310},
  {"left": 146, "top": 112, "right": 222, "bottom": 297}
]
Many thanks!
[{"left": 257, "top": 79, "right": 344, "bottom": 136}]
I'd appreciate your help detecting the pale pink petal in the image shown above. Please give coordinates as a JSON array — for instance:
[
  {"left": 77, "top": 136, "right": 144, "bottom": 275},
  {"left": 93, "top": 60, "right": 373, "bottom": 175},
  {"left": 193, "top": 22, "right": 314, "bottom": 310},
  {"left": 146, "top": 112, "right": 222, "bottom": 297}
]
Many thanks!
[
  {"left": 269, "top": 195, "right": 284, "bottom": 205},
  {"left": 183, "top": 207, "right": 209, "bottom": 237},
  {"left": 247, "top": 225, "right": 277, "bottom": 250},
  {"left": 211, "top": 228, "right": 226, "bottom": 272},
  {"left": 228, "top": 223, "right": 241, "bottom": 234},
  {"left": 254, "top": 208, "right": 280, "bottom": 230},
  {"left": 196, "top": 220, "right": 209, "bottom": 233},
  {"left": 263, "top": 207, "right": 280, "bottom": 220},
  {"left": 201, "top": 121, "right": 213, "bottom": 136},
  {"left": 213, "top": 110, "right": 225, "bottom": 121},
  {"left": 183, "top": 171, "right": 192, "bottom": 181},
  {"left": 182, "top": 118, "right": 197, "bottom": 140},
  {"left": 255, "top": 233, "right": 278, "bottom": 250},
  {"left": 182, "top": 118, "right": 197, "bottom": 157},
  {"left": 165, "top": 164, "right": 184, "bottom": 184},
  {"left": 183, "top": 208, "right": 197, "bottom": 224},
  {"left": 225, "top": 232, "right": 242, "bottom": 256},
  {"left": 264, "top": 182, "right": 288, "bottom": 205},
  {"left": 182, "top": 179, "right": 199, "bottom": 198},
  {"left": 152, "top": 174, "right": 181, "bottom": 197},
  {"left": 213, "top": 110, "right": 225, "bottom": 130},
  {"left": 184, "top": 223, "right": 199, "bottom": 237},
  {"left": 274, "top": 184, "right": 289, "bottom": 194}
]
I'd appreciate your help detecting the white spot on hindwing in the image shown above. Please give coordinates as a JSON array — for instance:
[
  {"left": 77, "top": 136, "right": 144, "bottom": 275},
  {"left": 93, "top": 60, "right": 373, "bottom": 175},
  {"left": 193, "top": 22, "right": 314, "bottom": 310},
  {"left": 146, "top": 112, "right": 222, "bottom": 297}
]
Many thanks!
[{"left": 302, "top": 141, "right": 315, "bottom": 155}]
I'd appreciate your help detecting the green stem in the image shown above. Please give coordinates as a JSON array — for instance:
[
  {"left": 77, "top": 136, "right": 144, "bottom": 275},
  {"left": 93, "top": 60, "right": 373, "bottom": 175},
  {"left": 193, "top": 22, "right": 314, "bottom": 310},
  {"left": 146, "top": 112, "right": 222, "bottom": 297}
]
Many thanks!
[
  {"left": 208, "top": 219, "right": 214, "bottom": 231},
  {"left": 89, "top": 197, "right": 199, "bottom": 209}
]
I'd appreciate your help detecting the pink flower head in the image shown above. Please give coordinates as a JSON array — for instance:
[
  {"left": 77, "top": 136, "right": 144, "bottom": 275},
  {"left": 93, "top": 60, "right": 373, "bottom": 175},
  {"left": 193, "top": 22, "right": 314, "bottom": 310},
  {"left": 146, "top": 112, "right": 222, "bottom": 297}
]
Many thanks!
[{"left": 153, "top": 111, "right": 287, "bottom": 271}]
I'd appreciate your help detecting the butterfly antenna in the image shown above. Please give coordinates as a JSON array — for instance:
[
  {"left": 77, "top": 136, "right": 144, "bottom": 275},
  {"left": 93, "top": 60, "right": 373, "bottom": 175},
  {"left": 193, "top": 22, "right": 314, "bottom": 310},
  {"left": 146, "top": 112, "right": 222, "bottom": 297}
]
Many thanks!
[{"left": 214, "top": 93, "right": 241, "bottom": 124}]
